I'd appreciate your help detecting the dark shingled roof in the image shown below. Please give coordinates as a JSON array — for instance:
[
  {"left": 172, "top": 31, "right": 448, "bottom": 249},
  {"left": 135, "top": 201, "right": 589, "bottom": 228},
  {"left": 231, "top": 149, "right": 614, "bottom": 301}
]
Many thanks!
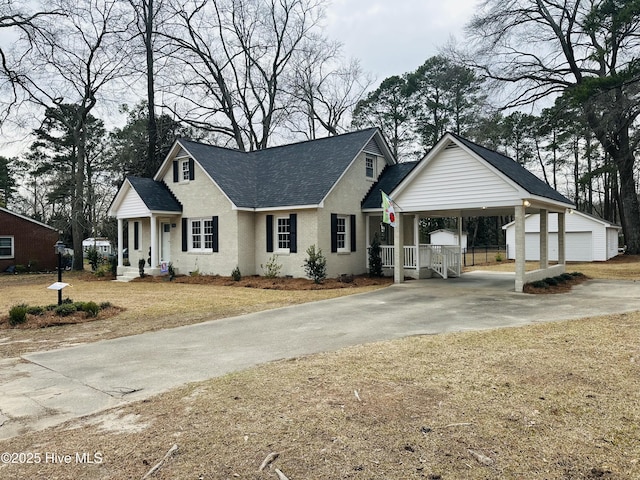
[
  {"left": 450, "top": 133, "right": 573, "bottom": 205},
  {"left": 127, "top": 177, "right": 182, "bottom": 212},
  {"left": 178, "top": 128, "right": 381, "bottom": 209},
  {"left": 361, "top": 162, "right": 419, "bottom": 209}
]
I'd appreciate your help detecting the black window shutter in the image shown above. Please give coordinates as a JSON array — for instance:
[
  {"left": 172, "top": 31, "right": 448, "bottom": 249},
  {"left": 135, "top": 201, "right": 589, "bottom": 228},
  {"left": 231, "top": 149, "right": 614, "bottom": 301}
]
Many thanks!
[
  {"left": 173, "top": 161, "right": 179, "bottom": 182},
  {"left": 134, "top": 221, "right": 140, "bottom": 250},
  {"left": 289, "top": 213, "right": 297, "bottom": 253},
  {"left": 182, "top": 218, "right": 188, "bottom": 251},
  {"left": 350, "top": 214, "right": 357, "bottom": 252},
  {"left": 331, "top": 213, "right": 338, "bottom": 253},
  {"left": 189, "top": 158, "right": 195, "bottom": 181},
  {"left": 212, "top": 216, "right": 219, "bottom": 252},
  {"left": 266, "top": 215, "right": 274, "bottom": 252}
]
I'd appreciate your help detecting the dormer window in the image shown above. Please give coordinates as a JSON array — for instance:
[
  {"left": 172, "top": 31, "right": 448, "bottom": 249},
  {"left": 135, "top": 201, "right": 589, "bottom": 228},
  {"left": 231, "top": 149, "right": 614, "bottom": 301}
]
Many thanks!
[
  {"left": 173, "top": 157, "right": 195, "bottom": 183},
  {"left": 366, "top": 156, "right": 375, "bottom": 178},
  {"left": 181, "top": 159, "right": 190, "bottom": 181}
]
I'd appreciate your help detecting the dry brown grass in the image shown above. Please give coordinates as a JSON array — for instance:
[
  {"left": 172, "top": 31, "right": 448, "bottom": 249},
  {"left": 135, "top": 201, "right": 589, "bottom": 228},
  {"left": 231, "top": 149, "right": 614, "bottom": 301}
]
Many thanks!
[
  {"left": 1, "top": 258, "right": 640, "bottom": 479},
  {"left": 465, "top": 254, "right": 640, "bottom": 280},
  {"left": 0, "top": 272, "right": 391, "bottom": 358},
  {"left": 2, "top": 313, "right": 638, "bottom": 479}
]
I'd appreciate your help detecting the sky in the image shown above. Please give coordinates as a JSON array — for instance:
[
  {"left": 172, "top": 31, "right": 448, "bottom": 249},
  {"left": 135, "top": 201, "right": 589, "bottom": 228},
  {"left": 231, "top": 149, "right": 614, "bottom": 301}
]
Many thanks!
[
  {"left": 0, "top": 0, "right": 480, "bottom": 157},
  {"left": 324, "top": 0, "right": 479, "bottom": 81}
]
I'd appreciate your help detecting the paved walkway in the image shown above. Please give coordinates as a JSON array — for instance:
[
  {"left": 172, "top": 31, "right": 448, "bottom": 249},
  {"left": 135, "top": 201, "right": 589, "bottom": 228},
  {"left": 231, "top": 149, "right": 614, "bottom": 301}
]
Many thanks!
[{"left": 2, "top": 272, "right": 640, "bottom": 439}]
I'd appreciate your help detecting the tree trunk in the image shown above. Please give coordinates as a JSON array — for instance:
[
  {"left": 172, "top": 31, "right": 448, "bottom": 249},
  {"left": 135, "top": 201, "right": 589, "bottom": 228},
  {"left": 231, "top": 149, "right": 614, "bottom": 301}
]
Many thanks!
[
  {"left": 145, "top": 0, "right": 157, "bottom": 176},
  {"left": 72, "top": 124, "right": 86, "bottom": 271}
]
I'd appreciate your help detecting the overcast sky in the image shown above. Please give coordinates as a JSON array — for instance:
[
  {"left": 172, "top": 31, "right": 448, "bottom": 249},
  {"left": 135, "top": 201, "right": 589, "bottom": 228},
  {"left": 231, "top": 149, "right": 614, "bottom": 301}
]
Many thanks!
[
  {"left": 0, "top": 0, "right": 480, "bottom": 156},
  {"left": 324, "top": 0, "right": 480, "bottom": 81}
]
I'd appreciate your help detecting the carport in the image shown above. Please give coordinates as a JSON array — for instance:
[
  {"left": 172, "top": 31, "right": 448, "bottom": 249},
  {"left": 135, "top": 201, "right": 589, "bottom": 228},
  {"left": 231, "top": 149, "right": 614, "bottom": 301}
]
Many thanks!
[{"left": 362, "top": 133, "right": 575, "bottom": 293}]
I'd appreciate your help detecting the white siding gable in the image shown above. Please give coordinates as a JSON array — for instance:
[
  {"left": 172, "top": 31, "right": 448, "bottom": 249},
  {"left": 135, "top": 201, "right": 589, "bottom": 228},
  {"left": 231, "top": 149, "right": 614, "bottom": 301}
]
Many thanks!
[
  {"left": 116, "top": 185, "right": 150, "bottom": 218},
  {"left": 395, "top": 143, "right": 524, "bottom": 211}
]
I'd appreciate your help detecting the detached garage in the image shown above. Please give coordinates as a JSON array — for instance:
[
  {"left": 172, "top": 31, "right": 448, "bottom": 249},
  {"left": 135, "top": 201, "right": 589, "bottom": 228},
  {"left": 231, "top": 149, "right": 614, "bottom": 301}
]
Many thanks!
[{"left": 503, "top": 211, "right": 620, "bottom": 262}]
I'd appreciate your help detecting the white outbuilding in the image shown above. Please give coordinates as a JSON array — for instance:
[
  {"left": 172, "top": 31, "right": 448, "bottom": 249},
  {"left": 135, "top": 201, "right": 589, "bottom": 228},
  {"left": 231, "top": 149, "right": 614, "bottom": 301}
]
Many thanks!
[
  {"left": 503, "top": 211, "right": 620, "bottom": 262},
  {"left": 428, "top": 229, "right": 468, "bottom": 250}
]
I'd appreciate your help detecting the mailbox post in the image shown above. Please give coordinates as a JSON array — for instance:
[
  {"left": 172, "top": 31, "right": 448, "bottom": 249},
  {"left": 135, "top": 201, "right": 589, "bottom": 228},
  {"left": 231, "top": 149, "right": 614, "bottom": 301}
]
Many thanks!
[{"left": 54, "top": 240, "right": 65, "bottom": 305}]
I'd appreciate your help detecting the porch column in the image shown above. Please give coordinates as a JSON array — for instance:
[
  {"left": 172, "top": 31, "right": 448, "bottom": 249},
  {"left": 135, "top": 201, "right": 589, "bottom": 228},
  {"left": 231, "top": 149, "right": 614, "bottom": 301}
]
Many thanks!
[
  {"left": 365, "top": 215, "right": 370, "bottom": 271},
  {"left": 514, "top": 205, "right": 526, "bottom": 293},
  {"left": 539, "top": 209, "right": 549, "bottom": 269},
  {"left": 558, "top": 211, "right": 566, "bottom": 265},
  {"left": 150, "top": 215, "right": 158, "bottom": 267},
  {"left": 394, "top": 214, "right": 404, "bottom": 283},
  {"left": 117, "top": 218, "right": 123, "bottom": 268},
  {"left": 414, "top": 214, "right": 420, "bottom": 271}
]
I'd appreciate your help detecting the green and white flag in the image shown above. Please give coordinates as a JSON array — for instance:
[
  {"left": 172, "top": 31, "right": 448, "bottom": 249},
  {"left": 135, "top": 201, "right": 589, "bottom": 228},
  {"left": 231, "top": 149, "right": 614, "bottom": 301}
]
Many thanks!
[{"left": 381, "top": 191, "right": 396, "bottom": 227}]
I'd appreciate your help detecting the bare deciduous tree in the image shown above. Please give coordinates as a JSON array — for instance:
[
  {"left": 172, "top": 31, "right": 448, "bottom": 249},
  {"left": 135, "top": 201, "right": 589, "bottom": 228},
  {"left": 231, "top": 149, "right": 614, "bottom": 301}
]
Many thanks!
[
  {"left": 160, "top": 0, "right": 326, "bottom": 151},
  {"left": 466, "top": 0, "right": 640, "bottom": 252},
  {"left": 287, "top": 38, "right": 373, "bottom": 139},
  {"left": 13, "top": 0, "right": 133, "bottom": 269}
]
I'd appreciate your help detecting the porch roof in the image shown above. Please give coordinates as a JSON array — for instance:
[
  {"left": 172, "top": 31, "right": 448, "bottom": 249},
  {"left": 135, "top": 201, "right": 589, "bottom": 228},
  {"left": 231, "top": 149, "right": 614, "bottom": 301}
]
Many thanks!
[{"left": 123, "top": 177, "right": 182, "bottom": 213}]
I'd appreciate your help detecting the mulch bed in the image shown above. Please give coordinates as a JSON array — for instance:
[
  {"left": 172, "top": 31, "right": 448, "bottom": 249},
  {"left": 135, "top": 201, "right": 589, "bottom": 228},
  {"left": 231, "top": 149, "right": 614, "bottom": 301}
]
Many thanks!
[
  {"left": 523, "top": 272, "right": 589, "bottom": 294},
  {"left": 132, "top": 273, "right": 394, "bottom": 290},
  {"left": 0, "top": 306, "right": 124, "bottom": 330}
]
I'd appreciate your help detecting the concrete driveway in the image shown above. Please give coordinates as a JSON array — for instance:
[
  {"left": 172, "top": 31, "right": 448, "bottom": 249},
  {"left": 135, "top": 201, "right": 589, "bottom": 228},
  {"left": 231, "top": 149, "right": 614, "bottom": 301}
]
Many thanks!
[{"left": 2, "top": 272, "right": 640, "bottom": 439}]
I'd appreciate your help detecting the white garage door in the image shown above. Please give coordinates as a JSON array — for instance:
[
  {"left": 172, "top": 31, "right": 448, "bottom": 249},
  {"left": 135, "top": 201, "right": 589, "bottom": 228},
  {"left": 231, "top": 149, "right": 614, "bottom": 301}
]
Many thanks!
[{"left": 524, "top": 232, "right": 593, "bottom": 261}]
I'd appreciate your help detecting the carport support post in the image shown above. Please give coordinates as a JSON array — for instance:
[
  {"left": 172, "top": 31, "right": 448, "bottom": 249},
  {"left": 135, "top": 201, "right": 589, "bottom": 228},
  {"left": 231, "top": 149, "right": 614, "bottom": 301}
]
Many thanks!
[
  {"left": 540, "top": 209, "right": 549, "bottom": 269},
  {"left": 515, "top": 205, "right": 526, "bottom": 293},
  {"left": 394, "top": 213, "right": 404, "bottom": 283},
  {"left": 558, "top": 211, "right": 566, "bottom": 265}
]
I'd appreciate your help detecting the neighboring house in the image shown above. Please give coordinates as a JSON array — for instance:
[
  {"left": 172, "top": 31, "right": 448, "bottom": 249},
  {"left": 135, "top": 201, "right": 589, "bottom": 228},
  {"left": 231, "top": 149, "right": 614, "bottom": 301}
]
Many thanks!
[
  {"left": 0, "top": 206, "right": 60, "bottom": 272},
  {"left": 108, "top": 128, "right": 396, "bottom": 278},
  {"left": 429, "top": 229, "right": 468, "bottom": 249},
  {"left": 82, "top": 237, "right": 114, "bottom": 257},
  {"left": 503, "top": 210, "right": 620, "bottom": 262}
]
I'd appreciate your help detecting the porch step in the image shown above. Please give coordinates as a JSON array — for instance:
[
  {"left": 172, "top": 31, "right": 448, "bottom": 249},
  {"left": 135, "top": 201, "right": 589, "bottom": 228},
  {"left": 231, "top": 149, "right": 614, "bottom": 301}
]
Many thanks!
[{"left": 115, "top": 267, "right": 140, "bottom": 282}]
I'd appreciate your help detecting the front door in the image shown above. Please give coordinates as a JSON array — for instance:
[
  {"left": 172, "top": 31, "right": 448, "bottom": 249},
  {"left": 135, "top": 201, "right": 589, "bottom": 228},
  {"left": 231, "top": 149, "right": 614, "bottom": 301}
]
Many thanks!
[{"left": 161, "top": 223, "right": 171, "bottom": 262}]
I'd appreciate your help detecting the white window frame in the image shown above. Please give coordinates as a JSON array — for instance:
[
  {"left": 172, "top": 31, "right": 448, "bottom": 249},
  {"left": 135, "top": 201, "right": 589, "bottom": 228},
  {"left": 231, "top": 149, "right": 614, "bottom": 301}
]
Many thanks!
[
  {"left": 181, "top": 159, "right": 191, "bottom": 182},
  {"left": 276, "top": 217, "right": 291, "bottom": 253},
  {"left": 366, "top": 156, "right": 375, "bottom": 178},
  {"left": 189, "top": 218, "right": 214, "bottom": 252},
  {"left": 0, "top": 236, "right": 14, "bottom": 259},
  {"left": 336, "top": 216, "right": 349, "bottom": 253}
]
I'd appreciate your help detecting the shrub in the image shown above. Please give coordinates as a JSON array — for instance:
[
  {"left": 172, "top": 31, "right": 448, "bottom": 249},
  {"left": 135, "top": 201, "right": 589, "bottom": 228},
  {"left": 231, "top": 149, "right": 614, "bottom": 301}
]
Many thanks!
[
  {"left": 560, "top": 273, "right": 573, "bottom": 281},
  {"left": 261, "top": 255, "right": 282, "bottom": 278},
  {"left": 138, "top": 258, "right": 146, "bottom": 278},
  {"left": 168, "top": 262, "right": 176, "bottom": 281},
  {"left": 94, "top": 264, "right": 113, "bottom": 278},
  {"left": 110, "top": 255, "right": 118, "bottom": 276},
  {"left": 86, "top": 246, "right": 102, "bottom": 271},
  {"left": 531, "top": 280, "right": 549, "bottom": 289},
  {"left": 55, "top": 303, "right": 77, "bottom": 317},
  {"left": 99, "top": 301, "right": 112, "bottom": 309},
  {"left": 544, "top": 277, "right": 559, "bottom": 286},
  {"left": 9, "top": 304, "right": 28, "bottom": 326},
  {"left": 368, "top": 234, "right": 383, "bottom": 277},
  {"left": 495, "top": 252, "right": 504, "bottom": 262},
  {"left": 82, "top": 301, "right": 100, "bottom": 318},
  {"left": 26, "top": 306, "right": 44, "bottom": 316},
  {"left": 73, "top": 301, "right": 87, "bottom": 311},
  {"left": 231, "top": 266, "right": 242, "bottom": 282},
  {"left": 303, "top": 245, "right": 327, "bottom": 284}
]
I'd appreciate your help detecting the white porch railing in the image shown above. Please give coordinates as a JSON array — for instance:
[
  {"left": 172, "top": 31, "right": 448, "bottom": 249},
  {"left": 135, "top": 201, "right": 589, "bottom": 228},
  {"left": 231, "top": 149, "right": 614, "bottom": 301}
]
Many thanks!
[{"left": 375, "top": 244, "right": 461, "bottom": 278}]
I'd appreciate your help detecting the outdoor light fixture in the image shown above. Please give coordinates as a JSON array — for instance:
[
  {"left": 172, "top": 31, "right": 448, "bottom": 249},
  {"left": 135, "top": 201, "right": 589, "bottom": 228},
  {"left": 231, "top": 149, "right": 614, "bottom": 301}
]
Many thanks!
[{"left": 523, "top": 200, "right": 531, "bottom": 207}]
